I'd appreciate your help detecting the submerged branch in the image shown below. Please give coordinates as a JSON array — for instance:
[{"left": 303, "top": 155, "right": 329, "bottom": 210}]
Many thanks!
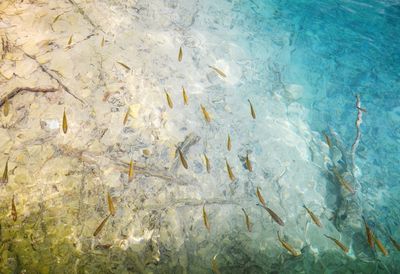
[
  {"left": 24, "top": 53, "right": 87, "bottom": 105},
  {"left": 67, "top": 0, "right": 101, "bottom": 31},
  {"left": 0, "top": 87, "right": 58, "bottom": 107},
  {"left": 143, "top": 198, "right": 240, "bottom": 211},
  {"left": 351, "top": 94, "right": 363, "bottom": 173}
]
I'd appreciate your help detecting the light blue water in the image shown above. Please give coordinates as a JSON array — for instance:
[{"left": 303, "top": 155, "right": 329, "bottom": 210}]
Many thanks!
[
  {"left": 231, "top": 0, "right": 400, "bottom": 271},
  {"left": 244, "top": 0, "right": 400, "bottom": 228},
  {"left": 290, "top": 0, "right": 400, "bottom": 231}
]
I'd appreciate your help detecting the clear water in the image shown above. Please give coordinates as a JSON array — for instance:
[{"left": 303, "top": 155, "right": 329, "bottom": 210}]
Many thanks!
[
  {"left": 262, "top": 0, "right": 400, "bottom": 233},
  {"left": 0, "top": 0, "right": 399, "bottom": 273}
]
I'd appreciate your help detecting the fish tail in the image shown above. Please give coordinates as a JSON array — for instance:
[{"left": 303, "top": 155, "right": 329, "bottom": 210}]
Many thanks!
[
  {"left": 361, "top": 215, "right": 367, "bottom": 224},
  {"left": 277, "top": 231, "right": 282, "bottom": 241},
  {"left": 323, "top": 234, "right": 332, "bottom": 240}
]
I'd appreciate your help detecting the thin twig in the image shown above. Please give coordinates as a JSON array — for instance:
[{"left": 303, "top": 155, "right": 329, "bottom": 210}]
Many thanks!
[
  {"left": 0, "top": 87, "right": 57, "bottom": 107},
  {"left": 24, "top": 53, "right": 87, "bottom": 105},
  {"left": 67, "top": 0, "right": 101, "bottom": 31}
]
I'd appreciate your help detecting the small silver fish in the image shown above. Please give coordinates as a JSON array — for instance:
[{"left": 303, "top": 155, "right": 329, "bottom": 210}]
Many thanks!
[
  {"left": 11, "top": 195, "right": 17, "bottom": 222},
  {"left": 67, "top": 35, "right": 73, "bottom": 46},
  {"left": 303, "top": 205, "right": 322, "bottom": 228},
  {"left": 53, "top": 14, "right": 63, "bottom": 24},
  {"left": 204, "top": 153, "right": 210, "bottom": 173},
  {"left": 242, "top": 208, "right": 253, "bottom": 232},
  {"left": 128, "top": 159, "right": 134, "bottom": 182},
  {"left": 123, "top": 108, "right": 130, "bottom": 125},
  {"left": 62, "top": 109, "right": 68, "bottom": 134},
  {"left": 256, "top": 187, "right": 266, "bottom": 207},
  {"left": 117, "top": 61, "right": 131, "bottom": 71},
  {"left": 225, "top": 159, "right": 235, "bottom": 181},
  {"left": 200, "top": 104, "right": 211, "bottom": 123},
  {"left": 1, "top": 160, "right": 8, "bottom": 185},
  {"left": 211, "top": 254, "right": 221, "bottom": 274},
  {"left": 178, "top": 148, "right": 188, "bottom": 169},
  {"left": 245, "top": 153, "right": 252, "bottom": 172},
  {"left": 203, "top": 205, "right": 210, "bottom": 232},
  {"left": 165, "top": 90, "right": 174, "bottom": 109},
  {"left": 248, "top": 99, "right": 256, "bottom": 119},
  {"left": 277, "top": 232, "right": 301, "bottom": 256},
  {"left": 324, "top": 234, "right": 349, "bottom": 253},
  {"left": 373, "top": 234, "right": 388, "bottom": 256},
  {"left": 208, "top": 65, "right": 226, "bottom": 78},
  {"left": 93, "top": 214, "right": 110, "bottom": 237},
  {"left": 182, "top": 86, "right": 188, "bottom": 105},
  {"left": 178, "top": 47, "right": 183, "bottom": 62},
  {"left": 259, "top": 204, "right": 284, "bottom": 226}
]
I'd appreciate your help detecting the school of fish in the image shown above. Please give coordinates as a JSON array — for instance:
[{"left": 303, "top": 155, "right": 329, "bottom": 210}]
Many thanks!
[{"left": 1, "top": 37, "right": 398, "bottom": 274}]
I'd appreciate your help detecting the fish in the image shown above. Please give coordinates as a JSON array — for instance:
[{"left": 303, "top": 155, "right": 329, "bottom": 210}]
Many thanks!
[
  {"left": 200, "top": 104, "right": 211, "bottom": 123},
  {"left": 52, "top": 14, "right": 62, "bottom": 24},
  {"left": 203, "top": 205, "right": 210, "bottom": 232},
  {"left": 225, "top": 159, "right": 235, "bottom": 181},
  {"left": 1, "top": 160, "right": 8, "bottom": 185},
  {"left": 208, "top": 65, "right": 226, "bottom": 78},
  {"left": 373, "top": 234, "right": 389, "bottom": 256},
  {"left": 248, "top": 99, "right": 256, "bottom": 119},
  {"left": 93, "top": 214, "right": 110, "bottom": 237},
  {"left": 123, "top": 108, "right": 130, "bottom": 125},
  {"left": 277, "top": 232, "right": 301, "bottom": 256},
  {"left": 324, "top": 234, "right": 349, "bottom": 253},
  {"left": 258, "top": 204, "right": 284, "bottom": 226},
  {"left": 178, "top": 46, "right": 183, "bottom": 62},
  {"left": 165, "top": 90, "right": 173, "bottom": 109},
  {"left": 256, "top": 187, "right": 266, "bottom": 207},
  {"left": 332, "top": 168, "right": 355, "bottom": 194},
  {"left": 227, "top": 134, "right": 232, "bottom": 151},
  {"left": 101, "top": 36, "right": 105, "bottom": 47},
  {"left": 242, "top": 208, "right": 253, "bottom": 232},
  {"left": 62, "top": 108, "right": 68, "bottom": 134},
  {"left": 95, "top": 244, "right": 112, "bottom": 250},
  {"left": 204, "top": 153, "right": 210, "bottom": 173},
  {"left": 303, "top": 205, "right": 322, "bottom": 228},
  {"left": 182, "top": 86, "right": 188, "bottom": 105},
  {"left": 116, "top": 61, "right": 131, "bottom": 71},
  {"left": 362, "top": 216, "right": 374, "bottom": 250},
  {"left": 211, "top": 254, "right": 221, "bottom": 274},
  {"left": 107, "top": 192, "right": 116, "bottom": 216},
  {"left": 67, "top": 35, "right": 73, "bottom": 46},
  {"left": 245, "top": 153, "right": 252, "bottom": 172},
  {"left": 3, "top": 96, "right": 9, "bottom": 116},
  {"left": 323, "top": 132, "right": 332, "bottom": 148},
  {"left": 128, "top": 159, "right": 134, "bottom": 181},
  {"left": 178, "top": 148, "right": 188, "bottom": 169},
  {"left": 388, "top": 236, "right": 400, "bottom": 251},
  {"left": 11, "top": 195, "right": 17, "bottom": 222}
]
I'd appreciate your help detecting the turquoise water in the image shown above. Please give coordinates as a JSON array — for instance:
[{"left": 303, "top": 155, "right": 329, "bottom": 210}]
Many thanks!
[
  {"left": 261, "top": 0, "right": 400, "bottom": 230},
  {"left": 233, "top": 0, "right": 400, "bottom": 271}
]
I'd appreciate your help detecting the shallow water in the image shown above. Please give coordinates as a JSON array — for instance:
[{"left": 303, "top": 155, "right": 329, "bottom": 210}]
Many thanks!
[{"left": 0, "top": 0, "right": 399, "bottom": 273}]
